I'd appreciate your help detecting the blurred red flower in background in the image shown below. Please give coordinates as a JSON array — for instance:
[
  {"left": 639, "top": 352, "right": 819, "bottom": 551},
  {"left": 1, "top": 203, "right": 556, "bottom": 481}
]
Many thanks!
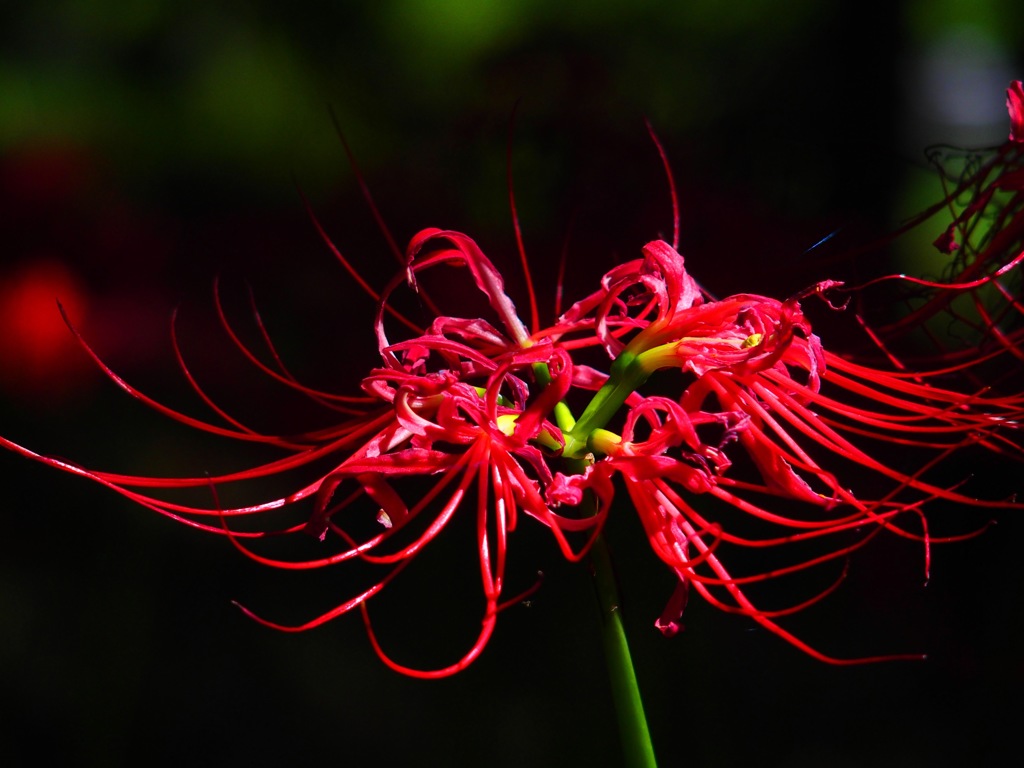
[{"left": 0, "top": 258, "right": 92, "bottom": 397}]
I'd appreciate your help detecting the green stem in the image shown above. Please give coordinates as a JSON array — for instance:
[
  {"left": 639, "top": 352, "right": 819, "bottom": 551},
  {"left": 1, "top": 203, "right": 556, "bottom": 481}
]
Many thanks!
[
  {"left": 564, "top": 350, "right": 651, "bottom": 459},
  {"left": 590, "top": 533, "right": 658, "bottom": 768},
  {"left": 530, "top": 340, "right": 659, "bottom": 764}
]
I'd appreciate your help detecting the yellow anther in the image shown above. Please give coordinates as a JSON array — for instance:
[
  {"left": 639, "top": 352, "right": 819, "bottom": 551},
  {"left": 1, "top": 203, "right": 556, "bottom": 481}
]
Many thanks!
[{"left": 496, "top": 413, "right": 518, "bottom": 436}]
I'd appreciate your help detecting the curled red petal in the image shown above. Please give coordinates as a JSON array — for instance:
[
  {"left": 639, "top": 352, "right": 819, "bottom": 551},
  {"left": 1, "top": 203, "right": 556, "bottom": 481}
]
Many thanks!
[{"left": 1008, "top": 80, "right": 1024, "bottom": 142}]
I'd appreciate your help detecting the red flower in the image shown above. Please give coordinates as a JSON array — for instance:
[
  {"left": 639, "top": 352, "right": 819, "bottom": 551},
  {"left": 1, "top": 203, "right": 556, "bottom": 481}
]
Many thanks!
[
  {"left": 0, "top": 226, "right": 604, "bottom": 678},
  {"left": 544, "top": 239, "right": 1023, "bottom": 662}
]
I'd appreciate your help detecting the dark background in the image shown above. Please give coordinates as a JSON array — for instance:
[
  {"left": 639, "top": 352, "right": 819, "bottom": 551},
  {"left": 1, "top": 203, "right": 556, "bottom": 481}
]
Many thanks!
[{"left": 2, "top": 1, "right": 1022, "bottom": 765}]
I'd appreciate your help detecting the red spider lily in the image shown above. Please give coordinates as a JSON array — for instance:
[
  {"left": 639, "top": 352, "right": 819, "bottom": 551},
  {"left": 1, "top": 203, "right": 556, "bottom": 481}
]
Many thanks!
[
  {"left": 548, "top": 240, "right": 1023, "bottom": 661},
  {"left": 3, "top": 129, "right": 1024, "bottom": 676},
  {"left": 0, "top": 225, "right": 607, "bottom": 679},
  {"left": 853, "top": 81, "right": 1024, "bottom": 372}
]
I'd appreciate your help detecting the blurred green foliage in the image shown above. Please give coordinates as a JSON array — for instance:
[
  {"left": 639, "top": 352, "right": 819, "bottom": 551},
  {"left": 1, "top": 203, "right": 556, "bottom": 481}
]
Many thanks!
[{"left": 1, "top": 0, "right": 837, "bottom": 201}]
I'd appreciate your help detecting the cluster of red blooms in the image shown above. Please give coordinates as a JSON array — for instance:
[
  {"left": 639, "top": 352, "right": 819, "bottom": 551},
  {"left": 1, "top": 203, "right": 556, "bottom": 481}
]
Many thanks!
[{"left": 4, "top": 94, "right": 1024, "bottom": 680}]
